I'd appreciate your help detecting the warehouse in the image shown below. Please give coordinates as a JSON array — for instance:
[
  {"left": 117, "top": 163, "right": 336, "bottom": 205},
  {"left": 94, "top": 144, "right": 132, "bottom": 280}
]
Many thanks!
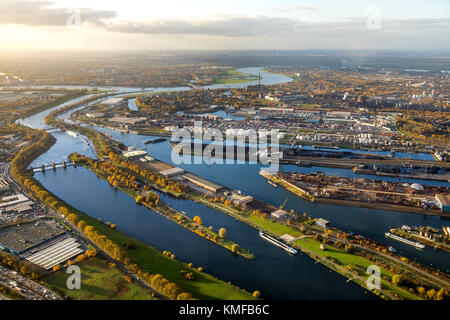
[
  {"left": 183, "top": 173, "right": 224, "bottom": 193},
  {"left": 25, "top": 237, "right": 84, "bottom": 270},
  {"left": 231, "top": 193, "right": 254, "bottom": 206},
  {"left": 435, "top": 194, "right": 450, "bottom": 212},
  {"left": 160, "top": 167, "right": 185, "bottom": 177},
  {"left": 122, "top": 150, "right": 147, "bottom": 161},
  {"left": 271, "top": 209, "right": 288, "bottom": 220},
  {"left": 0, "top": 194, "right": 29, "bottom": 208},
  {"left": 100, "top": 97, "right": 124, "bottom": 107},
  {"left": 0, "top": 178, "right": 9, "bottom": 193}
]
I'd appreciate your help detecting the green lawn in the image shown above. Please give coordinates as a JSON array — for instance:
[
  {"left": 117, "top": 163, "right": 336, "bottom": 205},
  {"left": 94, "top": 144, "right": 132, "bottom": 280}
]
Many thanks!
[
  {"left": 246, "top": 215, "right": 301, "bottom": 237},
  {"left": 294, "top": 238, "right": 421, "bottom": 300},
  {"left": 50, "top": 189, "right": 254, "bottom": 300},
  {"left": 212, "top": 69, "right": 259, "bottom": 84},
  {"left": 43, "top": 257, "right": 155, "bottom": 300}
]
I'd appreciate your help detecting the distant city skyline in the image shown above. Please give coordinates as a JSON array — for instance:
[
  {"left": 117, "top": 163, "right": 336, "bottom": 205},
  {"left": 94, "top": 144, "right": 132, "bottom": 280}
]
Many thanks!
[{"left": 0, "top": 0, "right": 449, "bottom": 51}]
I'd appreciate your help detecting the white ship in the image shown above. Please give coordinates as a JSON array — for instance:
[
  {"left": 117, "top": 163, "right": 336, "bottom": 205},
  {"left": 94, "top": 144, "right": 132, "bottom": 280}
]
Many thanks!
[
  {"left": 66, "top": 130, "right": 78, "bottom": 138},
  {"left": 385, "top": 232, "right": 425, "bottom": 249},
  {"left": 259, "top": 231, "right": 297, "bottom": 255}
]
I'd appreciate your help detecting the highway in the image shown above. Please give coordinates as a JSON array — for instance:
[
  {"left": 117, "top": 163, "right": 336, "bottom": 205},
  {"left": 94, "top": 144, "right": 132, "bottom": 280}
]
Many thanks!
[{"left": 0, "top": 265, "right": 61, "bottom": 300}]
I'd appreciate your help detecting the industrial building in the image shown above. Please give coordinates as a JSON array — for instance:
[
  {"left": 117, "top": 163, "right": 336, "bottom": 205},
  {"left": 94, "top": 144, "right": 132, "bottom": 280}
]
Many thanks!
[
  {"left": 0, "top": 178, "right": 9, "bottom": 192},
  {"left": 316, "top": 218, "right": 330, "bottom": 228},
  {"left": 109, "top": 116, "right": 147, "bottom": 125},
  {"left": 24, "top": 237, "right": 84, "bottom": 270},
  {"left": 435, "top": 194, "right": 450, "bottom": 212},
  {"left": 85, "top": 112, "right": 104, "bottom": 118},
  {"left": 159, "top": 167, "right": 185, "bottom": 177},
  {"left": 271, "top": 209, "right": 288, "bottom": 220},
  {"left": 183, "top": 173, "right": 224, "bottom": 193},
  {"left": 122, "top": 150, "right": 148, "bottom": 161},
  {"left": 230, "top": 193, "right": 254, "bottom": 206},
  {"left": 100, "top": 97, "right": 124, "bottom": 107},
  {"left": 0, "top": 194, "right": 29, "bottom": 209}
]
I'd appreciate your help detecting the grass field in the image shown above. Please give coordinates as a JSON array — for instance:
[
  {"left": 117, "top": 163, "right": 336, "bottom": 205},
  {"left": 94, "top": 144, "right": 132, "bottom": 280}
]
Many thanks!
[
  {"left": 43, "top": 257, "right": 155, "bottom": 300},
  {"left": 294, "top": 238, "right": 421, "bottom": 300},
  {"left": 213, "top": 69, "right": 259, "bottom": 84},
  {"left": 246, "top": 214, "right": 301, "bottom": 237},
  {"left": 46, "top": 186, "right": 254, "bottom": 300}
]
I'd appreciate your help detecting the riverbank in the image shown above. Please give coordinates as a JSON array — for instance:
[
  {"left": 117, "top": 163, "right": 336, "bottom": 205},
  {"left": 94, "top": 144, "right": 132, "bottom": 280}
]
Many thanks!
[
  {"left": 8, "top": 101, "right": 257, "bottom": 300},
  {"left": 69, "top": 153, "right": 255, "bottom": 260},
  {"left": 189, "top": 193, "right": 450, "bottom": 300},
  {"left": 260, "top": 171, "right": 446, "bottom": 217},
  {"left": 390, "top": 228, "right": 450, "bottom": 253}
]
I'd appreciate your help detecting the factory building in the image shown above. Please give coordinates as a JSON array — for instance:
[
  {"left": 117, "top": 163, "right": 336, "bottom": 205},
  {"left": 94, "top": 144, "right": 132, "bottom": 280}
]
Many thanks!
[
  {"left": 100, "top": 97, "right": 124, "bottom": 107},
  {"left": 271, "top": 209, "right": 288, "bottom": 220},
  {"left": 159, "top": 167, "right": 185, "bottom": 177},
  {"left": 0, "top": 178, "right": 9, "bottom": 193},
  {"left": 183, "top": 173, "right": 224, "bottom": 193},
  {"left": 122, "top": 150, "right": 148, "bottom": 161},
  {"left": 230, "top": 193, "right": 254, "bottom": 206},
  {"left": 435, "top": 194, "right": 450, "bottom": 212},
  {"left": 316, "top": 218, "right": 330, "bottom": 228}
]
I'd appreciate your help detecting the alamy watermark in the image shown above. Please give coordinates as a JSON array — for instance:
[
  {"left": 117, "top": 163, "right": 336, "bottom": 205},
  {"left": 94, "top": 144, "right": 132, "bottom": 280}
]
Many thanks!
[
  {"left": 366, "top": 265, "right": 381, "bottom": 290},
  {"left": 66, "top": 265, "right": 81, "bottom": 290},
  {"left": 171, "top": 121, "right": 281, "bottom": 172},
  {"left": 366, "top": 5, "right": 381, "bottom": 30},
  {"left": 67, "top": 8, "right": 81, "bottom": 27}
]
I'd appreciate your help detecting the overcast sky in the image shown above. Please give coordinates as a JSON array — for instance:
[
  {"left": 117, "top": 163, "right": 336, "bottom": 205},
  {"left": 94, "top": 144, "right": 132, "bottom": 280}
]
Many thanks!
[{"left": 0, "top": 0, "right": 449, "bottom": 51}]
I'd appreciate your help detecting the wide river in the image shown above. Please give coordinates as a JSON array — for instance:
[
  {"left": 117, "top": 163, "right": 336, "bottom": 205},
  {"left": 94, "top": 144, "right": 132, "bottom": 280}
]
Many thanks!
[{"left": 22, "top": 67, "right": 449, "bottom": 299}]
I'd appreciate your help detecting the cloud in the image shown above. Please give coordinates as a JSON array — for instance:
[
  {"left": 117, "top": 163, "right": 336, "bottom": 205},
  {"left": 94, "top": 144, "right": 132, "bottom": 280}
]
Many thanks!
[
  {"left": 100, "top": 16, "right": 450, "bottom": 38},
  {"left": 0, "top": 0, "right": 116, "bottom": 27},
  {"left": 102, "top": 16, "right": 301, "bottom": 37},
  {"left": 0, "top": 0, "right": 448, "bottom": 50},
  {"left": 275, "top": 4, "right": 319, "bottom": 14}
]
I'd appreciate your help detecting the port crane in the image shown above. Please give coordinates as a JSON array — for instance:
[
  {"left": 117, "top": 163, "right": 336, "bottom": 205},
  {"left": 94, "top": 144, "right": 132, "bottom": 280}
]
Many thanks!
[{"left": 279, "top": 196, "right": 288, "bottom": 209}]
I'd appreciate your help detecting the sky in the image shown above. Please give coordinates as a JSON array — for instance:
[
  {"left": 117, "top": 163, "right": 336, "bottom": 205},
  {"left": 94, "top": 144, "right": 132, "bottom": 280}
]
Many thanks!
[{"left": 0, "top": 0, "right": 449, "bottom": 51}]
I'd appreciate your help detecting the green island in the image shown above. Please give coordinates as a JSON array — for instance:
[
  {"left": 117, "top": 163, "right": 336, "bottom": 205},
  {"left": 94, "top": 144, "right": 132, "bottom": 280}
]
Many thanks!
[
  {"left": 213, "top": 69, "right": 260, "bottom": 84},
  {"left": 69, "top": 152, "right": 255, "bottom": 260},
  {"left": 7, "top": 89, "right": 449, "bottom": 301},
  {"left": 5, "top": 94, "right": 257, "bottom": 300},
  {"left": 188, "top": 189, "right": 450, "bottom": 300}
]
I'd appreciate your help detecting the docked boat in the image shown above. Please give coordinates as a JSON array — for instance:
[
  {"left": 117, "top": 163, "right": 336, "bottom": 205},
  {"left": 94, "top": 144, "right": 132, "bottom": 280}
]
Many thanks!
[
  {"left": 66, "top": 130, "right": 78, "bottom": 138},
  {"left": 388, "top": 246, "right": 397, "bottom": 253},
  {"left": 259, "top": 231, "right": 297, "bottom": 255},
  {"left": 267, "top": 180, "right": 277, "bottom": 187},
  {"left": 385, "top": 232, "right": 425, "bottom": 249}
]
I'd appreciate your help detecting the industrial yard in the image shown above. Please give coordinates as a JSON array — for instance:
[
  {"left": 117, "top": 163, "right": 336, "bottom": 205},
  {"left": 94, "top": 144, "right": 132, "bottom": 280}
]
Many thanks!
[{"left": 261, "top": 171, "right": 449, "bottom": 215}]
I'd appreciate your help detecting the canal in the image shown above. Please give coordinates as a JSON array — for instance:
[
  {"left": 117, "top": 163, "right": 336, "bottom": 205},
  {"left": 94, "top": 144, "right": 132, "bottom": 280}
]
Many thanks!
[{"left": 21, "top": 67, "right": 449, "bottom": 299}]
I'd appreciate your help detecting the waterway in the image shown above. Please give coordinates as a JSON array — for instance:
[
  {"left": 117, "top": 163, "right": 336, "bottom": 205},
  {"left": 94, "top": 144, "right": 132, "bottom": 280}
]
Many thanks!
[{"left": 21, "top": 67, "right": 450, "bottom": 299}]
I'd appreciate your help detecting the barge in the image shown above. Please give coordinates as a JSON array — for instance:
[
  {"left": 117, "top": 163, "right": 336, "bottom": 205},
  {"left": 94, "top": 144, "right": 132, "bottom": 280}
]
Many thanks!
[
  {"left": 259, "top": 231, "right": 297, "bottom": 255},
  {"left": 385, "top": 232, "right": 425, "bottom": 249}
]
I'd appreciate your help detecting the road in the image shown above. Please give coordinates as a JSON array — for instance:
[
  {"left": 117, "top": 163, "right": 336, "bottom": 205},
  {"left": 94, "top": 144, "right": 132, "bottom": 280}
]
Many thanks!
[
  {"left": 49, "top": 209, "right": 169, "bottom": 300},
  {"left": 326, "top": 233, "right": 450, "bottom": 291},
  {"left": 200, "top": 198, "right": 450, "bottom": 296},
  {"left": 0, "top": 265, "right": 61, "bottom": 300}
]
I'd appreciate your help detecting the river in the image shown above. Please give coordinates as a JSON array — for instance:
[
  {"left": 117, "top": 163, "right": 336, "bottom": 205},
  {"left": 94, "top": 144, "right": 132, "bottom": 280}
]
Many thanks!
[{"left": 21, "top": 67, "right": 449, "bottom": 299}]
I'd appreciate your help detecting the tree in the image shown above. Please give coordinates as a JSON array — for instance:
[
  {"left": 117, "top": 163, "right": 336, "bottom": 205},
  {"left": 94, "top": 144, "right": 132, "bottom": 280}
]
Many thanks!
[
  {"left": 426, "top": 289, "right": 436, "bottom": 300},
  {"left": 231, "top": 244, "right": 238, "bottom": 253},
  {"left": 177, "top": 292, "right": 193, "bottom": 300},
  {"left": 417, "top": 286, "right": 426, "bottom": 296},
  {"left": 219, "top": 227, "right": 227, "bottom": 238},
  {"left": 391, "top": 274, "right": 403, "bottom": 286},
  {"left": 136, "top": 195, "right": 144, "bottom": 204},
  {"left": 253, "top": 290, "right": 261, "bottom": 298},
  {"left": 193, "top": 216, "right": 202, "bottom": 225},
  {"left": 77, "top": 220, "right": 86, "bottom": 232}
]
